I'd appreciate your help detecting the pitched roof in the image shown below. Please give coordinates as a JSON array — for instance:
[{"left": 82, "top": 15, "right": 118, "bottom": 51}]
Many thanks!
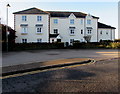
[
  {"left": 47, "top": 11, "right": 99, "bottom": 19},
  {"left": 13, "top": 7, "right": 99, "bottom": 19},
  {"left": 98, "top": 22, "right": 116, "bottom": 29},
  {"left": 13, "top": 7, "right": 49, "bottom": 14}
]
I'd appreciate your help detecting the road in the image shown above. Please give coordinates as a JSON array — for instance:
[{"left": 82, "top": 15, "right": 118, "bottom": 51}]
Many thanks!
[
  {"left": 2, "top": 49, "right": 119, "bottom": 67},
  {"left": 2, "top": 58, "right": 118, "bottom": 93}
]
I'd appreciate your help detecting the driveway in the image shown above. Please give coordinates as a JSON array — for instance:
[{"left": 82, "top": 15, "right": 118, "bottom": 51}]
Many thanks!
[{"left": 2, "top": 49, "right": 119, "bottom": 67}]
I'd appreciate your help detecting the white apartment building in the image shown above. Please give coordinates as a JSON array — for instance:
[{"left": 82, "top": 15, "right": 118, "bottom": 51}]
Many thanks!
[{"left": 13, "top": 7, "right": 116, "bottom": 44}]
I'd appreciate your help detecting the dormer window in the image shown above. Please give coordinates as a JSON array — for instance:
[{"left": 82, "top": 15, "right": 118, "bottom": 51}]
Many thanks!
[{"left": 70, "top": 19, "right": 74, "bottom": 24}]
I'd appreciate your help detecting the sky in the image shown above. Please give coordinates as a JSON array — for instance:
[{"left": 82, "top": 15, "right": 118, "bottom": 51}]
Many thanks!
[{"left": 0, "top": 0, "right": 119, "bottom": 39}]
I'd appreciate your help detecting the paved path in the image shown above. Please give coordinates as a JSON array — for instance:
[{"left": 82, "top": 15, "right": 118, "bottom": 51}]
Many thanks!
[{"left": 2, "top": 49, "right": 119, "bottom": 67}]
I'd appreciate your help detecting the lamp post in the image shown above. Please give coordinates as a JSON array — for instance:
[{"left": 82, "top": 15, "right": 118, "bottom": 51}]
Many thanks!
[{"left": 6, "top": 4, "right": 10, "bottom": 52}]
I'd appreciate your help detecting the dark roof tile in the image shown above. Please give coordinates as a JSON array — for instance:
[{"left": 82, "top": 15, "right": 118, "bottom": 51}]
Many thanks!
[
  {"left": 98, "top": 22, "right": 116, "bottom": 29},
  {"left": 13, "top": 7, "right": 49, "bottom": 14}
]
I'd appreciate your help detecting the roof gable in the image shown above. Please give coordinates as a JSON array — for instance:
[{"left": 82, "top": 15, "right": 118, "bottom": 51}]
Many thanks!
[
  {"left": 13, "top": 7, "right": 49, "bottom": 14},
  {"left": 69, "top": 13, "right": 76, "bottom": 18}
]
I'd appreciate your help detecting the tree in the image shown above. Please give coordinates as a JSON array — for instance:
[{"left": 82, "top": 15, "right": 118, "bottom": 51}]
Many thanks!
[{"left": 0, "top": 24, "right": 16, "bottom": 51}]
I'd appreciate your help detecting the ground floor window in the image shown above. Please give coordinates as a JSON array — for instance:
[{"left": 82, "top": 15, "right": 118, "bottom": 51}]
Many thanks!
[
  {"left": 70, "top": 39, "right": 74, "bottom": 43},
  {"left": 37, "top": 39, "right": 42, "bottom": 43},
  {"left": 22, "top": 39, "right": 27, "bottom": 43}
]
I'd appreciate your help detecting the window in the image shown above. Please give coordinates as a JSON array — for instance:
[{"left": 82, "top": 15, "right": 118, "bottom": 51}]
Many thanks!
[
  {"left": 37, "top": 16, "right": 42, "bottom": 21},
  {"left": 21, "top": 27, "right": 27, "bottom": 33},
  {"left": 70, "top": 19, "right": 74, "bottom": 24},
  {"left": 22, "top": 16, "right": 27, "bottom": 21},
  {"left": 70, "top": 39, "right": 74, "bottom": 43},
  {"left": 70, "top": 29, "right": 75, "bottom": 35},
  {"left": 88, "top": 30, "right": 92, "bottom": 34},
  {"left": 80, "top": 19, "right": 83, "bottom": 24},
  {"left": 36, "top": 27, "right": 42, "bottom": 33},
  {"left": 81, "top": 30, "right": 83, "bottom": 34},
  {"left": 22, "top": 39, "right": 27, "bottom": 43},
  {"left": 87, "top": 19, "right": 91, "bottom": 24},
  {"left": 106, "top": 32, "right": 108, "bottom": 35},
  {"left": 100, "top": 31, "right": 102, "bottom": 35},
  {"left": 54, "top": 29, "right": 58, "bottom": 34},
  {"left": 37, "top": 39, "right": 42, "bottom": 43},
  {"left": 54, "top": 19, "right": 58, "bottom": 24}
]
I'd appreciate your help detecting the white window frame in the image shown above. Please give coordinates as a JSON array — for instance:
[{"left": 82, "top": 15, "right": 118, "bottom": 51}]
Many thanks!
[
  {"left": 22, "top": 39, "right": 27, "bottom": 43},
  {"left": 37, "top": 39, "right": 42, "bottom": 43},
  {"left": 36, "top": 27, "right": 42, "bottom": 34},
  {"left": 22, "top": 16, "right": 27, "bottom": 21},
  {"left": 87, "top": 19, "right": 91, "bottom": 25},
  {"left": 37, "top": 16, "right": 42, "bottom": 21},
  {"left": 53, "top": 19, "right": 58, "bottom": 24},
  {"left": 87, "top": 29, "right": 92, "bottom": 34},
  {"left": 70, "top": 19, "right": 74, "bottom": 24},
  {"left": 21, "top": 27, "right": 28, "bottom": 34},
  {"left": 70, "top": 29, "right": 75, "bottom": 35}
]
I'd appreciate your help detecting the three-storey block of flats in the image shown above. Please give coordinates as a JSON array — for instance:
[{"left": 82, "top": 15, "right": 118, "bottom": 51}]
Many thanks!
[{"left": 13, "top": 7, "right": 116, "bottom": 44}]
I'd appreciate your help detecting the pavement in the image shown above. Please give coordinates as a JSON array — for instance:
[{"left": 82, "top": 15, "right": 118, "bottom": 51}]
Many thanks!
[
  {"left": 1, "top": 49, "right": 119, "bottom": 76},
  {"left": 2, "top": 58, "right": 91, "bottom": 76}
]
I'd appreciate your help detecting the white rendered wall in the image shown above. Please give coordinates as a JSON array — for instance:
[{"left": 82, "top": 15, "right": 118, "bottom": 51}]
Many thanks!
[
  {"left": 85, "top": 14, "right": 98, "bottom": 42},
  {"left": 15, "top": 14, "right": 49, "bottom": 43},
  {"left": 50, "top": 14, "right": 98, "bottom": 44},
  {"left": 98, "top": 28, "right": 115, "bottom": 41}
]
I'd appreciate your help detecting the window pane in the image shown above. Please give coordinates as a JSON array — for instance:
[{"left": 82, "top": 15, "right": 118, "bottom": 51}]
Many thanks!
[
  {"left": 37, "top": 16, "right": 42, "bottom": 21},
  {"left": 22, "top": 16, "right": 27, "bottom": 21},
  {"left": 54, "top": 19, "right": 58, "bottom": 24},
  {"left": 70, "top": 19, "right": 74, "bottom": 24}
]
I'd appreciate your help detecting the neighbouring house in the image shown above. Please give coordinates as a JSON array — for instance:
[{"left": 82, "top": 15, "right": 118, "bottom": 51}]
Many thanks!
[
  {"left": 0, "top": 24, "right": 16, "bottom": 51},
  {"left": 13, "top": 7, "right": 116, "bottom": 44}
]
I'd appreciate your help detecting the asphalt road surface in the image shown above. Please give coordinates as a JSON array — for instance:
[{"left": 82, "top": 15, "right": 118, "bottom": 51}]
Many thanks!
[
  {"left": 2, "top": 58, "right": 119, "bottom": 93},
  {"left": 2, "top": 49, "right": 119, "bottom": 67}
]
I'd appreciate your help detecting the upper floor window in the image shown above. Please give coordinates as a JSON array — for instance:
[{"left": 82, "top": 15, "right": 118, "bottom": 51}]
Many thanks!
[
  {"left": 54, "top": 29, "right": 58, "bottom": 34},
  {"left": 81, "top": 30, "right": 83, "bottom": 34},
  {"left": 87, "top": 19, "right": 91, "bottom": 25},
  {"left": 88, "top": 30, "right": 92, "bottom": 34},
  {"left": 37, "top": 16, "right": 42, "bottom": 21},
  {"left": 70, "top": 19, "right": 74, "bottom": 24},
  {"left": 36, "top": 27, "right": 42, "bottom": 33},
  {"left": 80, "top": 19, "right": 83, "bottom": 24},
  {"left": 70, "top": 29, "right": 75, "bottom": 35},
  {"left": 22, "top": 16, "right": 27, "bottom": 21},
  {"left": 21, "top": 27, "right": 27, "bottom": 33},
  {"left": 54, "top": 19, "right": 58, "bottom": 24}
]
